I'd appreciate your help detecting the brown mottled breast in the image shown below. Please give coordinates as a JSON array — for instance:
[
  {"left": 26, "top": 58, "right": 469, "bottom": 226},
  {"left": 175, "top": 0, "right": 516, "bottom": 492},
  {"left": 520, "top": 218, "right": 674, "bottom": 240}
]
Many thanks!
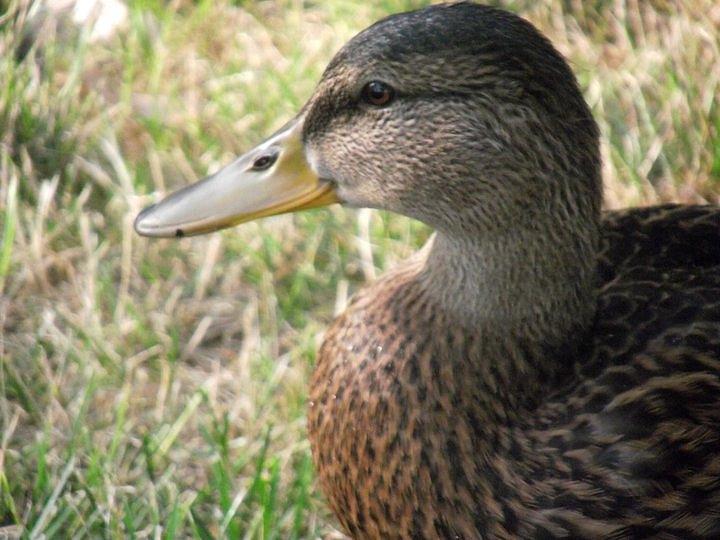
[{"left": 308, "top": 204, "right": 720, "bottom": 539}]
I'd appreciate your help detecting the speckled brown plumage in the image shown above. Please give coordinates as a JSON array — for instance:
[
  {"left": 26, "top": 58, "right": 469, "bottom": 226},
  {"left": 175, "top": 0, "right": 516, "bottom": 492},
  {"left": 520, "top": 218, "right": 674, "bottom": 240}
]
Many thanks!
[
  {"left": 309, "top": 204, "right": 720, "bottom": 539},
  {"left": 300, "top": 4, "right": 720, "bottom": 539}
]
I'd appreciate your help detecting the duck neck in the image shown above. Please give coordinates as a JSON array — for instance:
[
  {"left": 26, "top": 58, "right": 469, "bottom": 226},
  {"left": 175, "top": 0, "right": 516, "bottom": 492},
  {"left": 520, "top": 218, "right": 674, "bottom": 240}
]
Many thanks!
[{"left": 417, "top": 219, "right": 598, "bottom": 410}]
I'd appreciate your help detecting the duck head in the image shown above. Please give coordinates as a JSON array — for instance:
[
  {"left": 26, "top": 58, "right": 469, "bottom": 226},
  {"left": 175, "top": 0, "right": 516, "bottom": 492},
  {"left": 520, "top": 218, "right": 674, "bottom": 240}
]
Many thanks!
[{"left": 135, "top": 2, "right": 601, "bottom": 243}]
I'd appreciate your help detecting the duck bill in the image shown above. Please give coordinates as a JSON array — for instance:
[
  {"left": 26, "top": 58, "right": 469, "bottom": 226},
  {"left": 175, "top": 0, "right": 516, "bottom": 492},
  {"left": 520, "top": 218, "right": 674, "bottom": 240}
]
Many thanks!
[{"left": 134, "top": 119, "right": 338, "bottom": 238}]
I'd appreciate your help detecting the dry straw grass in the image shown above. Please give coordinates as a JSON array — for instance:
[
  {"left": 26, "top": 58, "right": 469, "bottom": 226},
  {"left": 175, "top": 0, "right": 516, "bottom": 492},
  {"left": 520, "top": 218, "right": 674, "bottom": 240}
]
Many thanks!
[{"left": 0, "top": 0, "right": 718, "bottom": 537}]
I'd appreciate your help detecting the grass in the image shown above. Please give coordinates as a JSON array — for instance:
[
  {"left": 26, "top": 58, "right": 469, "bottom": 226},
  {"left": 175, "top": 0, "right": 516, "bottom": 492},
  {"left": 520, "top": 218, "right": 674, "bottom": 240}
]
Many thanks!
[{"left": 0, "top": 0, "right": 718, "bottom": 537}]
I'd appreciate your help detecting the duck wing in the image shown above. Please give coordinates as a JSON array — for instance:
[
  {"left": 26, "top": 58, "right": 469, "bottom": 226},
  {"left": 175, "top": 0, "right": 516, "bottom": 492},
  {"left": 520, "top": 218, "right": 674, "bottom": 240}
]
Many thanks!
[{"left": 528, "top": 205, "right": 720, "bottom": 537}]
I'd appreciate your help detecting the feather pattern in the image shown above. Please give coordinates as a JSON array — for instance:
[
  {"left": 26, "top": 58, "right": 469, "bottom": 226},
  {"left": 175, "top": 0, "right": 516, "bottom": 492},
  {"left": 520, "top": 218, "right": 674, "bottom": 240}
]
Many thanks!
[{"left": 309, "top": 204, "right": 720, "bottom": 538}]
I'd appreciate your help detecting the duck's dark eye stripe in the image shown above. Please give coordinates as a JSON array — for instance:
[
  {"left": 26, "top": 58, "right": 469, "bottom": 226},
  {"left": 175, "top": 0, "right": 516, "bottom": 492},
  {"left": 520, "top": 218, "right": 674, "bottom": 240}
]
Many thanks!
[{"left": 251, "top": 151, "right": 279, "bottom": 171}]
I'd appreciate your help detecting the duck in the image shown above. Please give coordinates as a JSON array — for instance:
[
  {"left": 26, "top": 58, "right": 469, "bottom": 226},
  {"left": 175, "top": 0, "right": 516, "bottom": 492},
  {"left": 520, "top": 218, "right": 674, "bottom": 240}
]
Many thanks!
[{"left": 134, "top": 2, "right": 720, "bottom": 538}]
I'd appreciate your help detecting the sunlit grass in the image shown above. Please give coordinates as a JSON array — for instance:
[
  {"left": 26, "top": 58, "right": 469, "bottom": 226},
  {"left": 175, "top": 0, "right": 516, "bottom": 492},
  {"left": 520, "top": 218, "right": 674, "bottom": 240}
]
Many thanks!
[{"left": 1, "top": 0, "right": 718, "bottom": 537}]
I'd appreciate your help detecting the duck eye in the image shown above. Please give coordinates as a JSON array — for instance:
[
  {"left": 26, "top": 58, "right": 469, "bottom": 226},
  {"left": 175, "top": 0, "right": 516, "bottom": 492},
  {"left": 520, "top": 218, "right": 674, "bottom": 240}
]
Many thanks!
[
  {"left": 251, "top": 151, "right": 278, "bottom": 171},
  {"left": 361, "top": 81, "right": 394, "bottom": 107}
]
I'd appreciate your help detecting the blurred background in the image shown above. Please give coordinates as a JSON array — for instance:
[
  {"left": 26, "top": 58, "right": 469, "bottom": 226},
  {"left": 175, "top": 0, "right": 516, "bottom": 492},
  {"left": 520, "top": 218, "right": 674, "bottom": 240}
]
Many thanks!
[{"left": 0, "top": 0, "right": 718, "bottom": 537}]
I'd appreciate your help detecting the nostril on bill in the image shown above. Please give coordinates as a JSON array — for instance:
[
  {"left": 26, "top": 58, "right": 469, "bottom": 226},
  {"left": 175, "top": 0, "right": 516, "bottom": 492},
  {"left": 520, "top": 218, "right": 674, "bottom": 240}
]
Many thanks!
[{"left": 251, "top": 150, "right": 279, "bottom": 171}]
